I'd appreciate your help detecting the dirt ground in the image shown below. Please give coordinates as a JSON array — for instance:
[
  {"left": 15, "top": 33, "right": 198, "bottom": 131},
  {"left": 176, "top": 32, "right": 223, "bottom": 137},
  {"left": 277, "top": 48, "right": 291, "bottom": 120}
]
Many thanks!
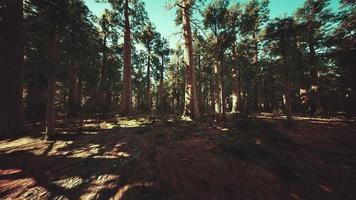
[{"left": 0, "top": 115, "right": 355, "bottom": 200}]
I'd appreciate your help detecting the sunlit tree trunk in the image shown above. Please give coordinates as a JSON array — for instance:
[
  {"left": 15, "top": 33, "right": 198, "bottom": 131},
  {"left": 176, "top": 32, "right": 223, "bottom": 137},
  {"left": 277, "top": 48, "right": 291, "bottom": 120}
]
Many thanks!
[
  {"left": 231, "top": 44, "right": 239, "bottom": 113},
  {"left": 0, "top": 0, "right": 25, "bottom": 136},
  {"left": 219, "top": 52, "right": 226, "bottom": 118},
  {"left": 121, "top": 0, "right": 132, "bottom": 114},
  {"left": 181, "top": 0, "right": 200, "bottom": 119},
  {"left": 213, "top": 61, "right": 221, "bottom": 114}
]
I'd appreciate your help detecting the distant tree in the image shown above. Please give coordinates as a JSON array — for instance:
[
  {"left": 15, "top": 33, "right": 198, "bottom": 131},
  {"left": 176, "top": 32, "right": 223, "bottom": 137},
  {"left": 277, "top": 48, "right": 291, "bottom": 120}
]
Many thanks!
[
  {"left": 296, "top": 0, "right": 334, "bottom": 115},
  {"left": 266, "top": 17, "right": 298, "bottom": 121},
  {"left": 154, "top": 36, "right": 170, "bottom": 111},
  {"left": 240, "top": 0, "right": 270, "bottom": 113},
  {"left": 106, "top": 0, "right": 147, "bottom": 114},
  {"left": 137, "top": 22, "right": 159, "bottom": 111}
]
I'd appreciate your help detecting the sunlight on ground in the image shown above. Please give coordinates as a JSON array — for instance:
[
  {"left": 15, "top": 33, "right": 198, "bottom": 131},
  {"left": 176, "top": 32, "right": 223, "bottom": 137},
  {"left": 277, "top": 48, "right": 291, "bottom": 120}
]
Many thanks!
[
  {"left": 111, "top": 182, "right": 154, "bottom": 200},
  {"left": 0, "top": 178, "right": 37, "bottom": 194},
  {"left": 0, "top": 137, "right": 49, "bottom": 155},
  {"left": 117, "top": 117, "right": 150, "bottom": 128},
  {"left": 54, "top": 176, "right": 83, "bottom": 190},
  {"left": 68, "top": 143, "right": 100, "bottom": 158},
  {"left": 216, "top": 127, "right": 229, "bottom": 132},
  {"left": 81, "top": 174, "right": 119, "bottom": 200},
  {"left": 0, "top": 169, "right": 22, "bottom": 175},
  {"left": 18, "top": 186, "right": 49, "bottom": 199}
]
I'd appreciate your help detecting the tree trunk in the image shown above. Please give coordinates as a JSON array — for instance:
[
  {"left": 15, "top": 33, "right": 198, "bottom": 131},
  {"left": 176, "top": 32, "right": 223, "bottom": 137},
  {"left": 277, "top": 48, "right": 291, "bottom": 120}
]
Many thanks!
[
  {"left": 181, "top": 0, "right": 200, "bottom": 119},
  {"left": 46, "top": 27, "right": 58, "bottom": 138},
  {"left": 253, "top": 32, "right": 263, "bottom": 113},
  {"left": 0, "top": 0, "right": 25, "bottom": 136},
  {"left": 231, "top": 44, "right": 239, "bottom": 113},
  {"left": 219, "top": 52, "right": 226, "bottom": 118},
  {"left": 146, "top": 46, "right": 151, "bottom": 111},
  {"left": 282, "top": 40, "right": 292, "bottom": 121},
  {"left": 308, "top": 35, "right": 322, "bottom": 115},
  {"left": 213, "top": 60, "right": 221, "bottom": 114},
  {"left": 121, "top": 0, "right": 132, "bottom": 114},
  {"left": 68, "top": 60, "right": 79, "bottom": 117},
  {"left": 159, "top": 54, "right": 164, "bottom": 111},
  {"left": 99, "top": 33, "right": 107, "bottom": 111}
]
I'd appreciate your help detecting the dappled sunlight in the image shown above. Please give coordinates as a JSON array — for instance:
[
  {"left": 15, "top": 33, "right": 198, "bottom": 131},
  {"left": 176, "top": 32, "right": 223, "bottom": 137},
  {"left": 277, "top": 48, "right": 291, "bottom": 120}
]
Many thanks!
[
  {"left": 0, "top": 137, "right": 48, "bottom": 155},
  {"left": 117, "top": 117, "right": 151, "bottom": 128},
  {"left": 47, "top": 141, "right": 73, "bottom": 156},
  {"left": 0, "top": 168, "right": 22, "bottom": 175},
  {"left": 53, "top": 176, "right": 83, "bottom": 190},
  {"left": 216, "top": 126, "right": 229, "bottom": 132},
  {"left": 80, "top": 174, "right": 119, "bottom": 200},
  {"left": 16, "top": 186, "right": 49, "bottom": 199},
  {"left": 68, "top": 143, "right": 100, "bottom": 158},
  {"left": 100, "top": 121, "right": 116, "bottom": 129},
  {"left": 255, "top": 139, "right": 262, "bottom": 145},
  {"left": 0, "top": 178, "right": 37, "bottom": 194},
  {"left": 319, "top": 184, "right": 333, "bottom": 193},
  {"left": 111, "top": 182, "right": 154, "bottom": 200}
]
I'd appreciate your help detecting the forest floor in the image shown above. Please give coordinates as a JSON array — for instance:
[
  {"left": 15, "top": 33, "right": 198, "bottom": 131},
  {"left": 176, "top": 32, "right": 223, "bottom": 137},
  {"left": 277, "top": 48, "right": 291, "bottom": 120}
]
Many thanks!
[{"left": 0, "top": 114, "right": 356, "bottom": 200}]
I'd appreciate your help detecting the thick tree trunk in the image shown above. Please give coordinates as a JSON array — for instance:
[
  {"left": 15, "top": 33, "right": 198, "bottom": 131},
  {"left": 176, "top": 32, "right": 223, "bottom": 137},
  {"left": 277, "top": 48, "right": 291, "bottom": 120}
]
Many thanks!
[
  {"left": 181, "top": 0, "right": 200, "bottom": 119},
  {"left": 121, "top": 0, "right": 132, "bottom": 114},
  {"left": 146, "top": 47, "right": 151, "bottom": 111},
  {"left": 68, "top": 60, "right": 79, "bottom": 117},
  {"left": 0, "top": 0, "right": 25, "bottom": 136}
]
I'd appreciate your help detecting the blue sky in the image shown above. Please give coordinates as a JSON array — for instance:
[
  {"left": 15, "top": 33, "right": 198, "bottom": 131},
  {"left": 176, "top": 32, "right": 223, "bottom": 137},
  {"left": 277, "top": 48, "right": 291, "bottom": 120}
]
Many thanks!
[{"left": 85, "top": 0, "right": 340, "bottom": 47}]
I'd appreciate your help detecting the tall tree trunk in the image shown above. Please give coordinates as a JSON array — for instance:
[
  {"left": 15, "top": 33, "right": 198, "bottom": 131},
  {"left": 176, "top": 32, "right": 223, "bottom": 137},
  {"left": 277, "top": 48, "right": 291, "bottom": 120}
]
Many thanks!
[
  {"left": 176, "top": 62, "right": 180, "bottom": 113},
  {"left": 159, "top": 54, "right": 164, "bottom": 111},
  {"left": 77, "top": 73, "right": 82, "bottom": 109},
  {"left": 146, "top": 46, "right": 151, "bottom": 111},
  {"left": 46, "top": 27, "right": 58, "bottom": 138},
  {"left": 181, "top": 0, "right": 200, "bottom": 119},
  {"left": 0, "top": 0, "right": 25, "bottom": 136},
  {"left": 213, "top": 60, "right": 221, "bottom": 114},
  {"left": 253, "top": 32, "right": 263, "bottom": 113},
  {"left": 308, "top": 35, "right": 322, "bottom": 115},
  {"left": 68, "top": 60, "right": 79, "bottom": 117},
  {"left": 231, "top": 44, "right": 239, "bottom": 113},
  {"left": 99, "top": 33, "right": 107, "bottom": 111},
  {"left": 209, "top": 73, "right": 215, "bottom": 113},
  {"left": 121, "top": 0, "right": 132, "bottom": 114},
  {"left": 219, "top": 52, "right": 226, "bottom": 118},
  {"left": 282, "top": 42, "right": 292, "bottom": 121}
]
